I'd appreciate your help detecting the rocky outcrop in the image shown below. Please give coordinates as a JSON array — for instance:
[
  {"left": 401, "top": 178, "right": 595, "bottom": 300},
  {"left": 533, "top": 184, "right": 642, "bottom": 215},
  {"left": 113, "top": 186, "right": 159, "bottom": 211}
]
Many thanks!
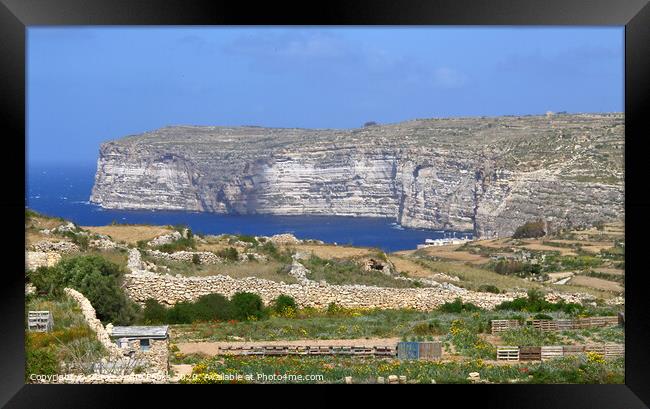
[{"left": 91, "top": 114, "right": 624, "bottom": 237}]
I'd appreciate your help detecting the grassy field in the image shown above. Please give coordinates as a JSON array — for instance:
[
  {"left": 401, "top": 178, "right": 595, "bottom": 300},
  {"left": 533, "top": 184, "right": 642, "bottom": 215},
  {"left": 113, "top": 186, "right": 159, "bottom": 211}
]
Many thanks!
[
  {"left": 83, "top": 224, "right": 173, "bottom": 245},
  {"left": 302, "top": 255, "right": 419, "bottom": 288},
  {"left": 142, "top": 255, "right": 298, "bottom": 283},
  {"left": 168, "top": 305, "right": 621, "bottom": 343}
]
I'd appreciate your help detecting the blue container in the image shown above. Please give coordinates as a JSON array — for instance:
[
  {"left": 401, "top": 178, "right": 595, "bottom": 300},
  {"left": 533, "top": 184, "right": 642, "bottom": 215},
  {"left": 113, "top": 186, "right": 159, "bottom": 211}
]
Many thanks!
[{"left": 397, "top": 342, "right": 420, "bottom": 360}]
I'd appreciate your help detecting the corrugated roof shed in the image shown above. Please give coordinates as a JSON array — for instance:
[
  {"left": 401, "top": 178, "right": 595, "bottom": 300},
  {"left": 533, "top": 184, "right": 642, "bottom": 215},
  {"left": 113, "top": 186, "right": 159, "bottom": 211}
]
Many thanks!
[{"left": 110, "top": 325, "right": 169, "bottom": 339}]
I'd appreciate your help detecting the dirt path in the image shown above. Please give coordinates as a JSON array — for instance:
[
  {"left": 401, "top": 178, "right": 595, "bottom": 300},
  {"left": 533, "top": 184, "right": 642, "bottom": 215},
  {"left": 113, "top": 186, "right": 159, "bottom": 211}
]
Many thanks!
[
  {"left": 170, "top": 364, "right": 193, "bottom": 382},
  {"left": 177, "top": 337, "right": 402, "bottom": 356}
]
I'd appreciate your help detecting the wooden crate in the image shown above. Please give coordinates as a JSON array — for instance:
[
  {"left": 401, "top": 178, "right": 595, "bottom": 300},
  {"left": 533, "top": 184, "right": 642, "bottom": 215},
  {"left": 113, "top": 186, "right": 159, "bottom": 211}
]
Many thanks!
[
  {"left": 519, "top": 346, "right": 541, "bottom": 361},
  {"left": 541, "top": 346, "right": 564, "bottom": 361},
  {"left": 531, "top": 320, "right": 558, "bottom": 332},
  {"left": 491, "top": 320, "right": 521, "bottom": 334},
  {"left": 418, "top": 342, "right": 442, "bottom": 360},
  {"left": 563, "top": 345, "right": 585, "bottom": 356},
  {"left": 497, "top": 346, "right": 520, "bottom": 361}
]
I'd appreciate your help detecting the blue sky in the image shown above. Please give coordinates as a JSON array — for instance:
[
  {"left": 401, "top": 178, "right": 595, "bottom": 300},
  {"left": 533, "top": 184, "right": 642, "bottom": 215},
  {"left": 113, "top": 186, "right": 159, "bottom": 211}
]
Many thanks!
[{"left": 27, "top": 27, "right": 623, "bottom": 165}]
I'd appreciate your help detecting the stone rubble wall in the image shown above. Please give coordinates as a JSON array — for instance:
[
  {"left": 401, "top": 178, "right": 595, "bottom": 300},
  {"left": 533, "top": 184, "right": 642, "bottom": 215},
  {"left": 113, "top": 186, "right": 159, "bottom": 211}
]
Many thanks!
[
  {"left": 25, "top": 251, "right": 62, "bottom": 271},
  {"left": 30, "top": 240, "right": 80, "bottom": 254},
  {"left": 54, "top": 288, "right": 170, "bottom": 384},
  {"left": 146, "top": 249, "right": 223, "bottom": 264},
  {"left": 124, "top": 271, "right": 526, "bottom": 310},
  {"left": 63, "top": 288, "right": 123, "bottom": 357},
  {"left": 148, "top": 231, "right": 182, "bottom": 247}
]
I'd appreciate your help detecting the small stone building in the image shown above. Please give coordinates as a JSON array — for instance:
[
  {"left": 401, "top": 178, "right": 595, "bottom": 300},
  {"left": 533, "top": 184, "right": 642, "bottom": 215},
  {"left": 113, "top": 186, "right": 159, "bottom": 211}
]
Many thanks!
[{"left": 109, "top": 325, "right": 169, "bottom": 351}]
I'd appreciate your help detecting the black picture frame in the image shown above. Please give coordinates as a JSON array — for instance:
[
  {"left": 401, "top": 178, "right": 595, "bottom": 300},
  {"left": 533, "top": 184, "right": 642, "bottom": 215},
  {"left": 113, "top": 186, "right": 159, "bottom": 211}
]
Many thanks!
[{"left": 2, "top": 0, "right": 649, "bottom": 407}]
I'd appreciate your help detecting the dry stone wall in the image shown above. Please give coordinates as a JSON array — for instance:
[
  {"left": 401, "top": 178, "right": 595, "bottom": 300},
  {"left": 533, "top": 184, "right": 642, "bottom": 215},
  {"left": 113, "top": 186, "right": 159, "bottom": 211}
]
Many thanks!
[
  {"left": 124, "top": 271, "right": 525, "bottom": 310},
  {"left": 63, "top": 288, "right": 123, "bottom": 357}
]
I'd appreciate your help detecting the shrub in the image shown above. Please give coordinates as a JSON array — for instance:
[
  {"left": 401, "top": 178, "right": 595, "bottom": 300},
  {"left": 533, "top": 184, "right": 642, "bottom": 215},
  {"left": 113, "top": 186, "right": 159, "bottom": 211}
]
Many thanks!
[
  {"left": 493, "top": 260, "right": 541, "bottom": 277},
  {"left": 29, "top": 255, "right": 140, "bottom": 325},
  {"left": 495, "top": 289, "right": 585, "bottom": 315},
  {"left": 193, "top": 294, "right": 234, "bottom": 321},
  {"left": 438, "top": 298, "right": 482, "bottom": 313},
  {"left": 412, "top": 320, "right": 445, "bottom": 336},
  {"left": 192, "top": 253, "right": 201, "bottom": 265},
  {"left": 217, "top": 247, "right": 239, "bottom": 262},
  {"left": 272, "top": 295, "right": 297, "bottom": 315},
  {"left": 155, "top": 237, "right": 196, "bottom": 253},
  {"left": 512, "top": 220, "right": 546, "bottom": 239},
  {"left": 259, "top": 242, "right": 292, "bottom": 263},
  {"left": 231, "top": 292, "right": 267, "bottom": 321},
  {"left": 143, "top": 299, "right": 168, "bottom": 324},
  {"left": 478, "top": 284, "right": 501, "bottom": 294},
  {"left": 166, "top": 302, "right": 197, "bottom": 324},
  {"left": 533, "top": 313, "right": 554, "bottom": 320},
  {"left": 235, "top": 235, "right": 258, "bottom": 246}
]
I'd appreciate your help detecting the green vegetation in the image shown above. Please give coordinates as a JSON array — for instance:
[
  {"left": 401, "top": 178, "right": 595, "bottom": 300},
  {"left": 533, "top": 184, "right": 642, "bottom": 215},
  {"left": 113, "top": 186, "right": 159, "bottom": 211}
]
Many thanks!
[
  {"left": 179, "top": 354, "right": 623, "bottom": 384},
  {"left": 28, "top": 255, "right": 141, "bottom": 325},
  {"left": 437, "top": 298, "right": 482, "bottom": 313},
  {"left": 512, "top": 220, "right": 546, "bottom": 239},
  {"left": 258, "top": 242, "right": 292, "bottom": 263},
  {"left": 272, "top": 295, "right": 298, "bottom": 316},
  {"left": 495, "top": 289, "right": 584, "bottom": 315},
  {"left": 154, "top": 236, "right": 196, "bottom": 253},
  {"left": 500, "top": 326, "right": 561, "bottom": 346},
  {"left": 446, "top": 318, "right": 495, "bottom": 359},
  {"left": 143, "top": 292, "right": 267, "bottom": 324},
  {"left": 491, "top": 259, "right": 544, "bottom": 278},
  {"left": 216, "top": 247, "right": 239, "bottom": 262},
  {"left": 478, "top": 284, "right": 501, "bottom": 294},
  {"left": 232, "top": 234, "right": 259, "bottom": 246},
  {"left": 25, "top": 294, "right": 107, "bottom": 381},
  {"left": 231, "top": 292, "right": 267, "bottom": 321}
]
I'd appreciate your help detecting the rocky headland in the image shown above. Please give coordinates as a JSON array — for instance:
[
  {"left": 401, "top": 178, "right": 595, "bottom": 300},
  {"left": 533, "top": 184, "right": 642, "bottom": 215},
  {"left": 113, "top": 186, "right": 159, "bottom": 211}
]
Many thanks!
[{"left": 90, "top": 113, "right": 624, "bottom": 237}]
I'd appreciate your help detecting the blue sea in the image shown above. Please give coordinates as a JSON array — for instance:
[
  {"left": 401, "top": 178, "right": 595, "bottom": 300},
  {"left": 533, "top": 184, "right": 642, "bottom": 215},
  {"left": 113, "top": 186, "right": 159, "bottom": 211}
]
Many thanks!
[{"left": 25, "top": 164, "right": 471, "bottom": 252}]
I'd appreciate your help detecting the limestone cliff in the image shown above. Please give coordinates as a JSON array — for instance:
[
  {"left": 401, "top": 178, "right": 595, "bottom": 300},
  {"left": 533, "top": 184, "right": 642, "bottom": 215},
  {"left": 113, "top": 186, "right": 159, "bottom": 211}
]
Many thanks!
[{"left": 90, "top": 114, "right": 624, "bottom": 237}]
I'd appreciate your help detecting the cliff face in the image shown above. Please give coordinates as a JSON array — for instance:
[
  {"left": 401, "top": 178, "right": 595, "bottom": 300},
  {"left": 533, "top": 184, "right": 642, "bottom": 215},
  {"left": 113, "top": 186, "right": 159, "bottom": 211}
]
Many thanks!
[{"left": 90, "top": 114, "right": 624, "bottom": 237}]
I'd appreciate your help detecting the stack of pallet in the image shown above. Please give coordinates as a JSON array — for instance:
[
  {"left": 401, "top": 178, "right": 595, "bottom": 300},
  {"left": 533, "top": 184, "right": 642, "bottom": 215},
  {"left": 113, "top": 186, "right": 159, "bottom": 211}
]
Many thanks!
[
  {"left": 217, "top": 344, "right": 398, "bottom": 357},
  {"left": 497, "top": 344, "right": 624, "bottom": 361}
]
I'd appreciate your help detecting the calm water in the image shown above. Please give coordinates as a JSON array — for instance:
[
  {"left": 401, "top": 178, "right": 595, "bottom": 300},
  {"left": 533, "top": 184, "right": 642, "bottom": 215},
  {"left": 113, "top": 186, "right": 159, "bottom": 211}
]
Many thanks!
[{"left": 25, "top": 164, "right": 471, "bottom": 252}]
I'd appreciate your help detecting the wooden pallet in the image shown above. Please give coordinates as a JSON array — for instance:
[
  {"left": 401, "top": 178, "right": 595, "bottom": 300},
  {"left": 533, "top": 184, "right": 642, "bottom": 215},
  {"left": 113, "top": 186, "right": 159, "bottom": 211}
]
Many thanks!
[
  {"left": 541, "top": 346, "right": 564, "bottom": 361},
  {"left": 497, "top": 346, "right": 520, "bottom": 361},
  {"left": 519, "top": 346, "right": 541, "bottom": 361},
  {"left": 555, "top": 319, "right": 575, "bottom": 331},
  {"left": 563, "top": 345, "right": 585, "bottom": 356},
  {"left": 418, "top": 342, "right": 442, "bottom": 360},
  {"left": 584, "top": 345, "right": 606, "bottom": 355},
  {"left": 604, "top": 344, "right": 625, "bottom": 358},
  {"left": 588, "top": 316, "right": 619, "bottom": 328},
  {"left": 491, "top": 320, "right": 521, "bottom": 334},
  {"left": 531, "top": 320, "right": 558, "bottom": 332}
]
